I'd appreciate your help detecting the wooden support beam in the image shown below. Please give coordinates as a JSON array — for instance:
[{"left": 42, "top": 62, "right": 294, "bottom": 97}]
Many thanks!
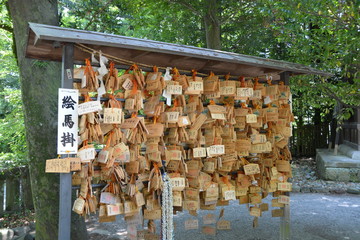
[
  {"left": 58, "top": 43, "right": 74, "bottom": 240},
  {"left": 169, "top": 56, "right": 192, "bottom": 64},
  {"left": 131, "top": 51, "right": 150, "bottom": 61},
  {"left": 280, "top": 71, "right": 291, "bottom": 240},
  {"left": 280, "top": 71, "right": 290, "bottom": 85}
]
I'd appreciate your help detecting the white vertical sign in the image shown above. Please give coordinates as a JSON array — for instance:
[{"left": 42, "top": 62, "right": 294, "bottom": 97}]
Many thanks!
[{"left": 57, "top": 88, "right": 79, "bottom": 154}]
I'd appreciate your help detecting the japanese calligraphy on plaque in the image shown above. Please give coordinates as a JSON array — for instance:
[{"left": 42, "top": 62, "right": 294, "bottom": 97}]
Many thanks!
[{"left": 57, "top": 88, "right": 78, "bottom": 154}]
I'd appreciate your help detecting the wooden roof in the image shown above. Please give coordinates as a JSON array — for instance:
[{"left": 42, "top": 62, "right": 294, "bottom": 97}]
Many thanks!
[{"left": 26, "top": 23, "right": 332, "bottom": 79}]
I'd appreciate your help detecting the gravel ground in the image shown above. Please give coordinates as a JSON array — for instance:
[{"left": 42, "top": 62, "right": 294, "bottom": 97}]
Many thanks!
[
  {"left": 87, "top": 158, "right": 360, "bottom": 240},
  {"left": 87, "top": 193, "right": 360, "bottom": 240},
  {"left": 290, "top": 158, "right": 360, "bottom": 194}
]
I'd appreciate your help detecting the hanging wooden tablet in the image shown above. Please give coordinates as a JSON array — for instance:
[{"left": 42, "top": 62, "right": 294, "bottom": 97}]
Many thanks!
[
  {"left": 184, "top": 70, "right": 203, "bottom": 95},
  {"left": 82, "top": 58, "right": 98, "bottom": 91},
  {"left": 203, "top": 72, "right": 219, "bottom": 94},
  {"left": 104, "top": 62, "right": 120, "bottom": 92},
  {"left": 220, "top": 75, "right": 236, "bottom": 96}
]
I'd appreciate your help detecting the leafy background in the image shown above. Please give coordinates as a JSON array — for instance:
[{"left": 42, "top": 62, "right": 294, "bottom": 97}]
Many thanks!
[{"left": 0, "top": 0, "right": 359, "bottom": 167}]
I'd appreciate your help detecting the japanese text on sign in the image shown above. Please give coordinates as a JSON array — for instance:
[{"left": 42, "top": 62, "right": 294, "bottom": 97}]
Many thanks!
[
  {"left": 57, "top": 88, "right": 78, "bottom": 154},
  {"left": 45, "top": 158, "right": 70, "bottom": 173},
  {"left": 78, "top": 101, "right": 102, "bottom": 115},
  {"left": 207, "top": 145, "right": 225, "bottom": 156},
  {"left": 237, "top": 88, "right": 254, "bottom": 97},
  {"left": 166, "top": 85, "right": 182, "bottom": 95}
]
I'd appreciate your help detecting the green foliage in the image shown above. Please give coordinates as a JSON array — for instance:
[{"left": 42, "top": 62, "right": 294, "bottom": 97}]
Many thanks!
[
  {"left": 0, "top": 89, "right": 27, "bottom": 168},
  {"left": 0, "top": 0, "right": 358, "bottom": 171},
  {"left": 59, "top": 0, "right": 359, "bottom": 124},
  {"left": 0, "top": 9, "right": 25, "bottom": 168},
  {"left": 59, "top": 0, "right": 206, "bottom": 46},
  {"left": 262, "top": 0, "right": 360, "bottom": 123},
  {"left": 0, "top": 30, "right": 18, "bottom": 90}
]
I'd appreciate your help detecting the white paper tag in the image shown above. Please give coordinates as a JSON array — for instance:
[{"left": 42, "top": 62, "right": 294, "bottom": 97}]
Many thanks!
[
  {"left": 164, "top": 67, "right": 172, "bottom": 81},
  {"left": 91, "top": 53, "right": 99, "bottom": 64},
  {"left": 162, "top": 90, "right": 172, "bottom": 106},
  {"left": 264, "top": 96, "right": 272, "bottom": 104},
  {"left": 97, "top": 75, "right": 106, "bottom": 99},
  {"left": 77, "top": 147, "right": 96, "bottom": 162},
  {"left": 97, "top": 54, "right": 108, "bottom": 76},
  {"left": 78, "top": 101, "right": 102, "bottom": 115},
  {"left": 81, "top": 75, "right": 87, "bottom": 88}
]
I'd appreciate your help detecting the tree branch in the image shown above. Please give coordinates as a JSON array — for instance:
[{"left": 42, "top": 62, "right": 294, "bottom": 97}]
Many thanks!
[
  {"left": 166, "top": 0, "right": 202, "bottom": 16},
  {"left": 84, "top": 0, "right": 114, "bottom": 30},
  {"left": 320, "top": 84, "right": 357, "bottom": 108},
  {"left": 287, "top": 2, "right": 355, "bottom": 31},
  {"left": 0, "top": 23, "right": 13, "bottom": 32}
]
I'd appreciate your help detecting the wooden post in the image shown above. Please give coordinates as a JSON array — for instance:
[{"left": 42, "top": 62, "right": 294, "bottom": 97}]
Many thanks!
[
  {"left": 21, "top": 168, "right": 34, "bottom": 210},
  {"left": 5, "top": 178, "right": 20, "bottom": 211},
  {"left": 280, "top": 71, "right": 290, "bottom": 240},
  {"left": 334, "top": 103, "right": 342, "bottom": 155},
  {"left": 58, "top": 43, "right": 74, "bottom": 240}
]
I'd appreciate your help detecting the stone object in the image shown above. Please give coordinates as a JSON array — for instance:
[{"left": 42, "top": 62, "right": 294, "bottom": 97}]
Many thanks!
[
  {"left": 12, "top": 226, "right": 30, "bottom": 237},
  {"left": 24, "top": 231, "right": 35, "bottom": 240},
  {"left": 316, "top": 148, "right": 360, "bottom": 182},
  {"left": 301, "top": 187, "right": 311, "bottom": 193},
  {"left": 13, "top": 233, "right": 35, "bottom": 240},
  {"left": 346, "top": 187, "right": 360, "bottom": 194},
  {"left": 311, "top": 187, "right": 329, "bottom": 193},
  {"left": 339, "top": 144, "right": 360, "bottom": 160},
  {"left": 0, "top": 228, "right": 14, "bottom": 240},
  {"left": 291, "top": 185, "right": 301, "bottom": 193}
]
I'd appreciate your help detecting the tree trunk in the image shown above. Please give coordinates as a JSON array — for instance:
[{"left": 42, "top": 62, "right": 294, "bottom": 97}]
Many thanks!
[
  {"left": 203, "top": 0, "right": 221, "bottom": 50},
  {"left": 21, "top": 168, "right": 34, "bottom": 210},
  {"left": 8, "top": 0, "right": 88, "bottom": 239}
]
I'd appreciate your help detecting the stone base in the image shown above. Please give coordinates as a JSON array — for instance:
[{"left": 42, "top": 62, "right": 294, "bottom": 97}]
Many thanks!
[
  {"left": 316, "top": 148, "right": 360, "bottom": 182},
  {"left": 339, "top": 144, "right": 360, "bottom": 159}
]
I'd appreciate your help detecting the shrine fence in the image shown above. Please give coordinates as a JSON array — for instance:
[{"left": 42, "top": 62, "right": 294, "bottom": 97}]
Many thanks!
[{"left": 0, "top": 166, "right": 33, "bottom": 216}]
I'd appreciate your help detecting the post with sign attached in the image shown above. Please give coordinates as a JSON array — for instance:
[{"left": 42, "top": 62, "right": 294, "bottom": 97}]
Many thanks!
[{"left": 58, "top": 43, "right": 75, "bottom": 240}]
